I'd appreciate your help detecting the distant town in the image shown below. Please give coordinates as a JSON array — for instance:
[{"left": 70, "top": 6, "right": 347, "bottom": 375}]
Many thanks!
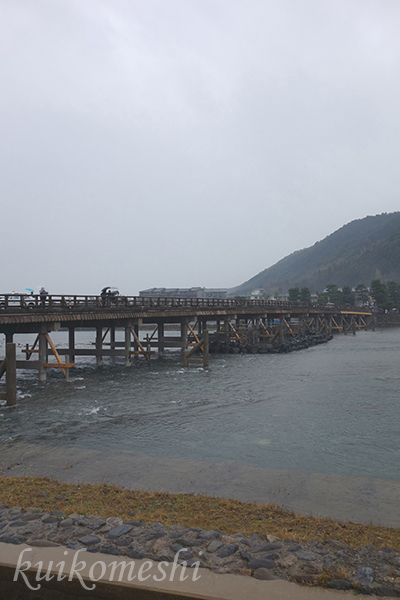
[{"left": 139, "top": 281, "right": 399, "bottom": 310}]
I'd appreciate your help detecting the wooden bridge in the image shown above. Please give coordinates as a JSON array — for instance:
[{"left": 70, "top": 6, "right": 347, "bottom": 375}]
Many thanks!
[{"left": 0, "top": 294, "right": 373, "bottom": 403}]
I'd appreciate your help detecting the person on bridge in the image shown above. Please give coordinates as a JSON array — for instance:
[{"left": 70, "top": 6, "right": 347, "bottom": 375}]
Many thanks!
[
  {"left": 39, "top": 287, "right": 48, "bottom": 307},
  {"left": 101, "top": 287, "right": 110, "bottom": 306}
]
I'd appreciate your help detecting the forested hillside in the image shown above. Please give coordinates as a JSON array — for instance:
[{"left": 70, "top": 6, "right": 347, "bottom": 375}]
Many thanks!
[{"left": 233, "top": 212, "right": 400, "bottom": 295}]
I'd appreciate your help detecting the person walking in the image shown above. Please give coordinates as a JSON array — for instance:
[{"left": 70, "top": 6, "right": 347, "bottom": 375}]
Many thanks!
[{"left": 39, "top": 287, "right": 48, "bottom": 307}]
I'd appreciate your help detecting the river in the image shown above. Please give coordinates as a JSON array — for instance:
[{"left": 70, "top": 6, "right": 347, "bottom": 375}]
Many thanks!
[{"left": 1, "top": 327, "right": 399, "bottom": 481}]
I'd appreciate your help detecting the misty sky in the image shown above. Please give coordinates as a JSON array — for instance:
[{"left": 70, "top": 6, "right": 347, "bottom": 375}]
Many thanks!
[{"left": 1, "top": 0, "right": 400, "bottom": 295}]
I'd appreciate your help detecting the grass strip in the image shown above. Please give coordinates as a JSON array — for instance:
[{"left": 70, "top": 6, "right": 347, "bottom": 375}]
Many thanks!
[{"left": 0, "top": 476, "right": 399, "bottom": 550}]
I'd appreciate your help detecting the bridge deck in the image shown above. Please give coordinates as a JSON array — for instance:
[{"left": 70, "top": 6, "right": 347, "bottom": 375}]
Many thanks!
[{"left": 0, "top": 294, "right": 372, "bottom": 329}]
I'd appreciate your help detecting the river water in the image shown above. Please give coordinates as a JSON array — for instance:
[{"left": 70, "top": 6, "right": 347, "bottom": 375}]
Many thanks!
[{"left": 0, "top": 328, "right": 399, "bottom": 481}]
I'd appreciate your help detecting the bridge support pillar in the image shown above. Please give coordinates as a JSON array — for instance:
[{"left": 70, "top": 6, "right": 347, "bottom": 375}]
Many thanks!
[
  {"left": 327, "top": 316, "right": 332, "bottom": 334},
  {"left": 38, "top": 331, "right": 47, "bottom": 382},
  {"left": 96, "top": 327, "right": 102, "bottom": 366},
  {"left": 68, "top": 327, "right": 75, "bottom": 362},
  {"left": 278, "top": 320, "right": 284, "bottom": 344},
  {"left": 158, "top": 322, "right": 164, "bottom": 358},
  {"left": 132, "top": 324, "right": 139, "bottom": 358},
  {"left": 224, "top": 320, "right": 230, "bottom": 352},
  {"left": 110, "top": 326, "right": 116, "bottom": 355},
  {"left": 5, "top": 343, "right": 17, "bottom": 406},
  {"left": 5, "top": 332, "right": 13, "bottom": 344},
  {"left": 62, "top": 354, "right": 70, "bottom": 381},
  {"left": 124, "top": 324, "right": 131, "bottom": 367},
  {"left": 180, "top": 319, "right": 188, "bottom": 353}
]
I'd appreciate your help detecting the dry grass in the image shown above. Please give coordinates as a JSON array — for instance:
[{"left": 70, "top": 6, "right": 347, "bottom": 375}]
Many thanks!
[
  {"left": 1, "top": 476, "right": 399, "bottom": 550},
  {"left": 316, "top": 566, "right": 352, "bottom": 587}
]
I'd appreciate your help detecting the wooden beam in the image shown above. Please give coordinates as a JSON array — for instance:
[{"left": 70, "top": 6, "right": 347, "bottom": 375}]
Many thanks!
[
  {"left": 183, "top": 330, "right": 209, "bottom": 367},
  {"left": 0, "top": 358, "right": 6, "bottom": 380},
  {"left": 187, "top": 322, "right": 200, "bottom": 344},
  {"left": 130, "top": 327, "right": 151, "bottom": 364},
  {"left": 45, "top": 333, "right": 68, "bottom": 377},
  {"left": 258, "top": 319, "right": 273, "bottom": 337},
  {"left": 147, "top": 325, "right": 159, "bottom": 342},
  {"left": 25, "top": 334, "right": 39, "bottom": 360},
  {"left": 331, "top": 317, "right": 342, "bottom": 331},
  {"left": 283, "top": 319, "right": 295, "bottom": 336}
]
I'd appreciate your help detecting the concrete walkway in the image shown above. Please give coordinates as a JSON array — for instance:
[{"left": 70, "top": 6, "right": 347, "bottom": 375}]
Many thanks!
[
  {"left": 0, "top": 542, "right": 393, "bottom": 599},
  {"left": 1, "top": 441, "right": 400, "bottom": 527}
]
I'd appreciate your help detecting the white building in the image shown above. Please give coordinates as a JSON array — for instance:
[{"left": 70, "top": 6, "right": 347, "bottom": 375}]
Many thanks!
[{"left": 139, "top": 287, "right": 227, "bottom": 299}]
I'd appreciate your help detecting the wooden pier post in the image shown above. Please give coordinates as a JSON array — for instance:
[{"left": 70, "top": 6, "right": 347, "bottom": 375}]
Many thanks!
[
  {"left": 124, "top": 323, "right": 131, "bottom": 367},
  {"left": 278, "top": 320, "right": 284, "bottom": 344},
  {"left": 65, "top": 355, "right": 70, "bottom": 381},
  {"left": 96, "top": 327, "right": 102, "bottom": 366},
  {"left": 68, "top": 327, "right": 75, "bottom": 362},
  {"left": 158, "top": 322, "right": 164, "bottom": 358},
  {"left": 5, "top": 343, "right": 17, "bottom": 406},
  {"left": 203, "top": 329, "right": 209, "bottom": 367},
  {"left": 224, "top": 320, "right": 230, "bottom": 352},
  {"left": 133, "top": 324, "right": 139, "bottom": 358},
  {"left": 180, "top": 319, "right": 188, "bottom": 353},
  {"left": 110, "top": 326, "right": 116, "bottom": 355},
  {"left": 327, "top": 316, "right": 332, "bottom": 334},
  {"left": 182, "top": 348, "right": 188, "bottom": 367},
  {"left": 38, "top": 332, "right": 47, "bottom": 382}
]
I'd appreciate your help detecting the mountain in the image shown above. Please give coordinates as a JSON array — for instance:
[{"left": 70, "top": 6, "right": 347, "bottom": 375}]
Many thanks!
[{"left": 233, "top": 212, "right": 400, "bottom": 295}]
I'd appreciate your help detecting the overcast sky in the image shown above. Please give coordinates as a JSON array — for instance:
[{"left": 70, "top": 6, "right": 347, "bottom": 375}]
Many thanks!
[{"left": 1, "top": 0, "right": 400, "bottom": 295}]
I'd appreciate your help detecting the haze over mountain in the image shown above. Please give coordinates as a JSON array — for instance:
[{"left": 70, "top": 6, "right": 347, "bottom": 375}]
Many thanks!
[{"left": 233, "top": 212, "right": 400, "bottom": 296}]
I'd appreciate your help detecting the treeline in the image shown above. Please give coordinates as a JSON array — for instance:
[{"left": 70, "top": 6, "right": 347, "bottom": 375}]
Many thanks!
[{"left": 288, "top": 280, "right": 400, "bottom": 309}]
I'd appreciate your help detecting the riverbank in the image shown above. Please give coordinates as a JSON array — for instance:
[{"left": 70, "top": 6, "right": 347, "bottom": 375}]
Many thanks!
[
  {"left": 2, "top": 441, "right": 400, "bottom": 528},
  {"left": 1, "top": 477, "right": 400, "bottom": 596}
]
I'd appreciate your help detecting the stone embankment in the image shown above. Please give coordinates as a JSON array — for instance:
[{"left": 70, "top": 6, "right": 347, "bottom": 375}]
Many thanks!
[
  {"left": 1, "top": 504, "right": 400, "bottom": 596},
  {"left": 210, "top": 332, "right": 333, "bottom": 355}
]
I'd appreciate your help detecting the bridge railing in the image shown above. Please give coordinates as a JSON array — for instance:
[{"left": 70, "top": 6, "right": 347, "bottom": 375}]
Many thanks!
[{"left": 0, "top": 294, "right": 367, "bottom": 314}]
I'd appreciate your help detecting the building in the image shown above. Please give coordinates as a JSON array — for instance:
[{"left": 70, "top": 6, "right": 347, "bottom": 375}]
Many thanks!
[{"left": 139, "top": 287, "right": 227, "bottom": 299}]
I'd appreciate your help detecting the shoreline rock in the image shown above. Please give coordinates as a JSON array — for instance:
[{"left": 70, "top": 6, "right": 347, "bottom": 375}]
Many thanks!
[{"left": 0, "top": 504, "right": 399, "bottom": 595}]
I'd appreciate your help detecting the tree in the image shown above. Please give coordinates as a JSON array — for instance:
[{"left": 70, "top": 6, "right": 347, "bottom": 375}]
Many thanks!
[
  {"left": 355, "top": 283, "right": 369, "bottom": 305},
  {"left": 370, "top": 279, "right": 388, "bottom": 308},
  {"left": 299, "top": 287, "right": 311, "bottom": 303},
  {"left": 317, "top": 291, "right": 328, "bottom": 304},
  {"left": 288, "top": 287, "right": 300, "bottom": 302},
  {"left": 387, "top": 281, "right": 400, "bottom": 309},
  {"left": 325, "top": 284, "right": 342, "bottom": 305},
  {"left": 342, "top": 285, "right": 355, "bottom": 306}
]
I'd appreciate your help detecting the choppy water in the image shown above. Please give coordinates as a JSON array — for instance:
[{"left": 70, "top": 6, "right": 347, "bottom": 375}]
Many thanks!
[{"left": 1, "top": 328, "right": 399, "bottom": 480}]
